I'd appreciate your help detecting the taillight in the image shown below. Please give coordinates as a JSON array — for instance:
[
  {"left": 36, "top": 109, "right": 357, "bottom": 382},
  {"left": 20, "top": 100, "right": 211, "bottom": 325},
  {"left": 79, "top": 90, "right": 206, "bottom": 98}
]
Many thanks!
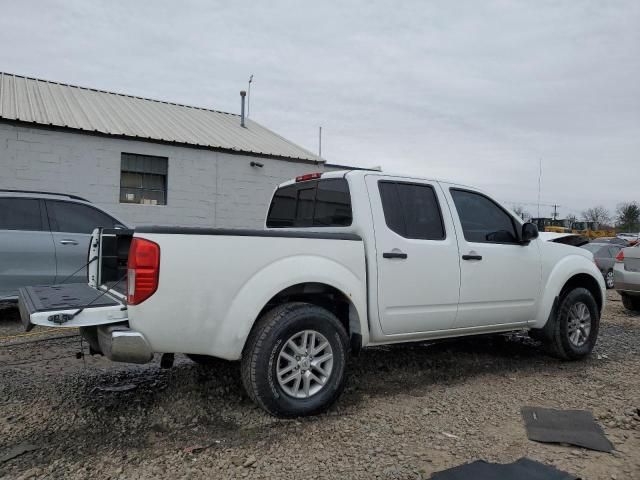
[
  {"left": 127, "top": 238, "right": 160, "bottom": 305},
  {"left": 615, "top": 250, "right": 624, "bottom": 262},
  {"left": 295, "top": 172, "right": 322, "bottom": 182}
]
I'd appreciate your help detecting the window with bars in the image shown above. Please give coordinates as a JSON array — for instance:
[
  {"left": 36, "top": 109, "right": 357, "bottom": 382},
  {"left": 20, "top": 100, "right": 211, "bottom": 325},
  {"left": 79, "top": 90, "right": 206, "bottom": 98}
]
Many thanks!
[{"left": 120, "top": 153, "right": 168, "bottom": 205}]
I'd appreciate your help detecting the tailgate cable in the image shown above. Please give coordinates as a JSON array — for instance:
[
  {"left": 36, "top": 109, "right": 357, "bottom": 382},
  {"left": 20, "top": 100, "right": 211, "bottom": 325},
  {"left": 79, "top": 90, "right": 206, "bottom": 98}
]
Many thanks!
[
  {"left": 55, "top": 256, "right": 98, "bottom": 285},
  {"left": 50, "top": 274, "right": 127, "bottom": 324}
]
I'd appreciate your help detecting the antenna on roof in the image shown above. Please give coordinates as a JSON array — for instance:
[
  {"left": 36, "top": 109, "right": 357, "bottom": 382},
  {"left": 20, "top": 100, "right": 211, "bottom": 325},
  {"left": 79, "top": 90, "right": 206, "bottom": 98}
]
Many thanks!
[{"left": 247, "top": 74, "right": 253, "bottom": 118}]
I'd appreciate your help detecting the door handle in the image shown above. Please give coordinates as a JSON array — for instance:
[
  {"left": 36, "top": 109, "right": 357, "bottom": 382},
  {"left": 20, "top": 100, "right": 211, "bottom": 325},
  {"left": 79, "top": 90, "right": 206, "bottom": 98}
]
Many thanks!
[
  {"left": 462, "top": 254, "right": 482, "bottom": 261},
  {"left": 383, "top": 251, "right": 408, "bottom": 259},
  {"left": 59, "top": 239, "right": 79, "bottom": 246}
]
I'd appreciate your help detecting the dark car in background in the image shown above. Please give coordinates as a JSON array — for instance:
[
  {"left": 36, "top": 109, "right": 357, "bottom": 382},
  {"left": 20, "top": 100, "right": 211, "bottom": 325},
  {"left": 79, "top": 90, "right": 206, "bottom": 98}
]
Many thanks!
[
  {"left": 0, "top": 190, "right": 126, "bottom": 301},
  {"left": 580, "top": 242, "right": 624, "bottom": 289}
]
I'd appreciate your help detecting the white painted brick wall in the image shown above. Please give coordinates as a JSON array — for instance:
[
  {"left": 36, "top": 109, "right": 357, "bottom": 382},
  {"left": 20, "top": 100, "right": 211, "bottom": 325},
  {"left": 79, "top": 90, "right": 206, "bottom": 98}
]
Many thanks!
[{"left": 0, "top": 124, "right": 327, "bottom": 228}]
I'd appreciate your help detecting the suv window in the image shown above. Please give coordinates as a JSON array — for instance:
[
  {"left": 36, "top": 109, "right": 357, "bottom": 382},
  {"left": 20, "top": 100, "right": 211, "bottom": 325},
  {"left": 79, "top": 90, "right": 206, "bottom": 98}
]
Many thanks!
[
  {"left": 47, "top": 201, "right": 117, "bottom": 234},
  {"left": 0, "top": 198, "right": 43, "bottom": 231},
  {"left": 378, "top": 181, "right": 445, "bottom": 240},
  {"left": 450, "top": 189, "right": 518, "bottom": 243},
  {"left": 266, "top": 178, "right": 352, "bottom": 228}
]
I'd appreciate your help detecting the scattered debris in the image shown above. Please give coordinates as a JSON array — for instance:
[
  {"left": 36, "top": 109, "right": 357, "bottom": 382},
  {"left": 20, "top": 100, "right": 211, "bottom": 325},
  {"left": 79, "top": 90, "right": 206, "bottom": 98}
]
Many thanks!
[
  {"left": 441, "top": 431, "right": 460, "bottom": 440},
  {"left": 182, "top": 441, "right": 220, "bottom": 454},
  {"left": 429, "top": 457, "right": 578, "bottom": 479},
  {"left": 94, "top": 383, "right": 137, "bottom": 393},
  {"left": 521, "top": 406, "right": 613, "bottom": 452},
  {"left": 243, "top": 455, "right": 257, "bottom": 468},
  {"left": 0, "top": 443, "right": 38, "bottom": 463}
]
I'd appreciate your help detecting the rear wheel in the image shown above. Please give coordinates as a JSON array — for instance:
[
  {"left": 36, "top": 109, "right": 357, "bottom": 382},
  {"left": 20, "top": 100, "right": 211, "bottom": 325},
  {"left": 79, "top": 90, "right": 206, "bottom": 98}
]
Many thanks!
[
  {"left": 545, "top": 287, "right": 600, "bottom": 360},
  {"left": 621, "top": 293, "right": 640, "bottom": 312},
  {"left": 241, "top": 302, "right": 348, "bottom": 417},
  {"left": 605, "top": 270, "right": 614, "bottom": 289}
]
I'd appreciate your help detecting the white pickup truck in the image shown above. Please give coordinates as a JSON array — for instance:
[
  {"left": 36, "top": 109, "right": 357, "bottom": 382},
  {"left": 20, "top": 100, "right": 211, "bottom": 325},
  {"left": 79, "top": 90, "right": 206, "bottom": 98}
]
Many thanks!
[{"left": 19, "top": 170, "right": 605, "bottom": 417}]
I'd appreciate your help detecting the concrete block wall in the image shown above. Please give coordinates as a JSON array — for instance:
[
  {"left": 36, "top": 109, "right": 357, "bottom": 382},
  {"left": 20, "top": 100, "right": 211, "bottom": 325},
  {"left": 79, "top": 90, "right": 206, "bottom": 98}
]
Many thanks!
[{"left": 0, "top": 123, "right": 326, "bottom": 228}]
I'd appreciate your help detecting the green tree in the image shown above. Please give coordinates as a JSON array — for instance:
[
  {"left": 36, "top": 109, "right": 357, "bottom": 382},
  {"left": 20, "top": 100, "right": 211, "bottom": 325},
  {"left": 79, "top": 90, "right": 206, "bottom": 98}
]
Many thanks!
[{"left": 616, "top": 201, "right": 640, "bottom": 232}]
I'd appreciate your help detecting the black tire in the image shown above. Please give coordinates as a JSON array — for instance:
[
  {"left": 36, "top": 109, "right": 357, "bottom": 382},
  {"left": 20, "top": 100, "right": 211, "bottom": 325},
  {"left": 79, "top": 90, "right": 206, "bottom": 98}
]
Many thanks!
[
  {"left": 241, "top": 302, "right": 349, "bottom": 418},
  {"left": 605, "top": 270, "right": 615, "bottom": 289},
  {"left": 621, "top": 293, "right": 640, "bottom": 312},
  {"left": 545, "top": 287, "right": 600, "bottom": 360}
]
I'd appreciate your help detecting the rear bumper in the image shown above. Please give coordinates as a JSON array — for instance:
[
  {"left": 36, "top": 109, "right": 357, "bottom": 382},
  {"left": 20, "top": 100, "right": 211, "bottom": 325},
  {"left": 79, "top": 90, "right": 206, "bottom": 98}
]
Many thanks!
[
  {"left": 614, "top": 264, "right": 640, "bottom": 294},
  {"left": 97, "top": 325, "right": 153, "bottom": 364}
]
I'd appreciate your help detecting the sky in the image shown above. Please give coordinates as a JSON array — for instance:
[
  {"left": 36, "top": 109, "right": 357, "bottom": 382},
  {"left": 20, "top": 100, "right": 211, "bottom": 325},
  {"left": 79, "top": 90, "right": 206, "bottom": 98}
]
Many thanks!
[{"left": 1, "top": 0, "right": 638, "bottom": 220}]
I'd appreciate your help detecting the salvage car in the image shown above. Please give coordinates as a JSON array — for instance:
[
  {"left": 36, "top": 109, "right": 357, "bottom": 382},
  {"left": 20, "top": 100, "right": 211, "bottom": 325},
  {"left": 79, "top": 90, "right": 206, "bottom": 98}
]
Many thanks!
[
  {"left": 0, "top": 190, "right": 126, "bottom": 301},
  {"left": 18, "top": 170, "right": 605, "bottom": 417},
  {"left": 614, "top": 244, "right": 640, "bottom": 312},
  {"left": 580, "top": 242, "right": 624, "bottom": 289}
]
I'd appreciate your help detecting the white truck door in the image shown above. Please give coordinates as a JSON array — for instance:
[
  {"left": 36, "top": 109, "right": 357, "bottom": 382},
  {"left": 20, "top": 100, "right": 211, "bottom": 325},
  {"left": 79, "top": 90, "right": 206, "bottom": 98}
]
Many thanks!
[
  {"left": 365, "top": 175, "right": 461, "bottom": 335},
  {"left": 444, "top": 186, "right": 541, "bottom": 328}
]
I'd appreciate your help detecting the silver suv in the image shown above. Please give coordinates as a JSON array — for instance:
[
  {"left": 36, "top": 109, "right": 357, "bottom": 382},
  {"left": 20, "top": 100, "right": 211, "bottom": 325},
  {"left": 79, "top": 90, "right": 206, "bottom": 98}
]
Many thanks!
[{"left": 0, "top": 190, "right": 125, "bottom": 301}]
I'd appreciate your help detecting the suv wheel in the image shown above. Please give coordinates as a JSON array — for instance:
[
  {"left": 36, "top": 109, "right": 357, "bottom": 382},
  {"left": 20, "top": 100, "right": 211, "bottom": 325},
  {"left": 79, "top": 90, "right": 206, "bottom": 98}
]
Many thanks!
[
  {"left": 545, "top": 287, "right": 600, "bottom": 360},
  {"left": 241, "top": 302, "right": 348, "bottom": 417},
  {"left": 605, "top": 270, "right": 614, "bottom": 289},
  {"left": 621, "top": 293, "right": 640, "bottom": 312}
]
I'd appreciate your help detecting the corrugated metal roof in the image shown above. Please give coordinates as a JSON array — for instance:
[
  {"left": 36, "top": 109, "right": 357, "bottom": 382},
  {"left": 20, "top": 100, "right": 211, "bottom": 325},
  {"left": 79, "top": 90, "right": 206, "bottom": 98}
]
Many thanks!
[{"left": 0, "top": 72, "right": 321, "bottom": 162}]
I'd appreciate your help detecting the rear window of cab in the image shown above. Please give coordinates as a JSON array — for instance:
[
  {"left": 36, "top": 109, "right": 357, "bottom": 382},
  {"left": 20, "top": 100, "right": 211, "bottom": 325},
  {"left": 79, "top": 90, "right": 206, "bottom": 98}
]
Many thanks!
[{"left": 267, "top": 178, "right": 353, "bottom": 228}]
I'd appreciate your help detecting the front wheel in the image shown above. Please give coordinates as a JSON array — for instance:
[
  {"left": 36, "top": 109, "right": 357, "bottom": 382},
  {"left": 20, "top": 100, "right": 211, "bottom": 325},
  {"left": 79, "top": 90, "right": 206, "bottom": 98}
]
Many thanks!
[
  {"left": 241, "top": 302, "right": 349, "bottom": 417},
  {"left": 545, "top": 287, "right": 600, "bottom": 360},
  {"left": 605, "top": 270, "right": 614, "bottom": 289}
]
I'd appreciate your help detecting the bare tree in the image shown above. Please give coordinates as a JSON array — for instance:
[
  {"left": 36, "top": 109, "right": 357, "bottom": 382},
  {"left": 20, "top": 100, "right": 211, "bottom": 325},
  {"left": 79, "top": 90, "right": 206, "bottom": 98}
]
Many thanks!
[
  {"left": 616, "top": 201, "right": 640, "bottom": 232},
  {"left": 581, "top": 206, "right": 611, "bottom": 226},
  {"left": 566, "top": 213, "right": 578, "bottom": 226},
  {"left": 511, "top": 205, "right": 530, "bottom": 221}
]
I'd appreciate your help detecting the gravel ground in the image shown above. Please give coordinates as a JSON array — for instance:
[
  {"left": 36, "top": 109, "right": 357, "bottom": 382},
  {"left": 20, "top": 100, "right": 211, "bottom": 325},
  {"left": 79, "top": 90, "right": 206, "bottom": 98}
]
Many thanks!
[{"left": 1, "top": 291, "right": 638, "bottom": 480}]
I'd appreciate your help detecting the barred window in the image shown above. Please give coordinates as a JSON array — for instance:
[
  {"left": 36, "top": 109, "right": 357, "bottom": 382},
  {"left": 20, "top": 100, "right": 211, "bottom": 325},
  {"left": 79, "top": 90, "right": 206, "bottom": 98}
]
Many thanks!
[{"left": 120, "top": 153, "right": 168, "bottom": 205}]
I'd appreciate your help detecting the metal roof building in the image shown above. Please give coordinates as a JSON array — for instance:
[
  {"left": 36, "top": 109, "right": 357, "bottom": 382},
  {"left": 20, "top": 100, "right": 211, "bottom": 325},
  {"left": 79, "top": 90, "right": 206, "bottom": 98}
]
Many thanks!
[
  {"left": 0, "top": 72, "right": 320, "bottom": 162},
  {"left": 0, "top": 73, "right": 328, "bottom": 228}
]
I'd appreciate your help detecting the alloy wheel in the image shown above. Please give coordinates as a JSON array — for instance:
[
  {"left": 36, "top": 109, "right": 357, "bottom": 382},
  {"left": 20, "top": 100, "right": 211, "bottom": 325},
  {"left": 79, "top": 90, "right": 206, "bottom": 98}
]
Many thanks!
[
  {"left": 276, "top": 330, "right": 334, "bottom": 398},
  {"left": 567, "top": 302, "right": 592, "bottom": 347}
]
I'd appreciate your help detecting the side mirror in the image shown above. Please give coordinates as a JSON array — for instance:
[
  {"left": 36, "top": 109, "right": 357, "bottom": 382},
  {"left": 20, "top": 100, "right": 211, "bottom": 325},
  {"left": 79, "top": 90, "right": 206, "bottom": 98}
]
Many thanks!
[{"left": 521, "top": 222, "right": 539, "bottom": 243}]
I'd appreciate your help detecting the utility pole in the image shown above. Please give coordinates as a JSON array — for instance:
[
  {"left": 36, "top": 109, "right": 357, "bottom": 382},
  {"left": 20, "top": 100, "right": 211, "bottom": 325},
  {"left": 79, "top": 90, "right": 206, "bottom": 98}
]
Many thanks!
[
  {"left": 247, "top": 74, "right": 253, "bottom": 118},
  {"left": 552, "top": 204, "right": 559, "bottom": 220},
  {"left": 318, "top": 126, "right": 322, "bottom": 158},
  {"left": 537, "top": 158, "right": 542, "bottom": 218}
]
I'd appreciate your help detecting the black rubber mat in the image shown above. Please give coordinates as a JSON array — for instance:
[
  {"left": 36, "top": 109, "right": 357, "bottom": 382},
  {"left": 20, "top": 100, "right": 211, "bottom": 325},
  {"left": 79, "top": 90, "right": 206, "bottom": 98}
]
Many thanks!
[
  {"left": 430, "top": 457, "right": 579, "bottom": 480},
  {"left": 521, "top": 406, "right": 613, "bottom": 452}
]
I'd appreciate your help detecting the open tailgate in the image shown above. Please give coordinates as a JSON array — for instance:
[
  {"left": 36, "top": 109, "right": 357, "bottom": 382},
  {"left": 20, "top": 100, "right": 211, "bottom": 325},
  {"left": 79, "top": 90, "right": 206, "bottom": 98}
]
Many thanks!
[{"left": 19, "top": 283, "right": 128, "bottom": 331}]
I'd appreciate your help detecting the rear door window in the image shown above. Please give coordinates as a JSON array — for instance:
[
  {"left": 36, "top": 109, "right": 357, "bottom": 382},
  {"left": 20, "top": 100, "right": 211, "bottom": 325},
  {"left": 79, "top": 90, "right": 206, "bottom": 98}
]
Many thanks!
[
  {"left": 450, "top": 189, "right": 518, "bottom": 243},
  {"left": 0, "top": 198, "right": 43, "bottom": 231},
  {"left": 47, "top": 201, "right": 117, "bottom": 234},
  {"left": 378, "top": 181, "right": 445, "bottom": 240},
  {"left": 267, "top": 178, "right": 352, "bottom": 228}
]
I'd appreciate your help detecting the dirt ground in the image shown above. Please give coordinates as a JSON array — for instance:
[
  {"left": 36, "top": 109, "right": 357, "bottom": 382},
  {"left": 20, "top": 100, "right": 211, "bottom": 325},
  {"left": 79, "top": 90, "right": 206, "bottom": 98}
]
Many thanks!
[{"left": 1, "top": 291, "right": 638, "bottom": 479}]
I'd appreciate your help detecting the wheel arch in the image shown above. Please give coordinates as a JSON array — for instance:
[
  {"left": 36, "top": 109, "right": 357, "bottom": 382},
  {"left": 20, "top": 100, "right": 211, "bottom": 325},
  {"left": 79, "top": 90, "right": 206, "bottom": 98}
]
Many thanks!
[
  {"left": 533, "top": 256, "right": 605, "bottom": 330},
  {"left": 211, "top": 254, "right": 367, "bottom": 360},
  {"left": 253, "top": 282, "right": 363, "bottom": 348}
]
